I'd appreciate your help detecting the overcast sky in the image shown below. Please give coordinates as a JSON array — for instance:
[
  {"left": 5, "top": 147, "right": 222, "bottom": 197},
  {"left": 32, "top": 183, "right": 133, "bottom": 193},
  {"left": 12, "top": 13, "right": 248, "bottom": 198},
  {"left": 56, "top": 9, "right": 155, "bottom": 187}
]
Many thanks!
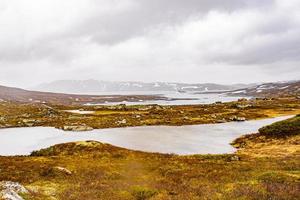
[{"left": 0, "top": 0, "right": 300, "bottom": 88}]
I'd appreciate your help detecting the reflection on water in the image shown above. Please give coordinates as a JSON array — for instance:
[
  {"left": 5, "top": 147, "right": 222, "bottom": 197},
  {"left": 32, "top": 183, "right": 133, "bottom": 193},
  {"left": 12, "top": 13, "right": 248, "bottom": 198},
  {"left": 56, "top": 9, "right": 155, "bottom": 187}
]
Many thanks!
[{"left": 0, "top": 116, "right": 291, "bottom": 156}]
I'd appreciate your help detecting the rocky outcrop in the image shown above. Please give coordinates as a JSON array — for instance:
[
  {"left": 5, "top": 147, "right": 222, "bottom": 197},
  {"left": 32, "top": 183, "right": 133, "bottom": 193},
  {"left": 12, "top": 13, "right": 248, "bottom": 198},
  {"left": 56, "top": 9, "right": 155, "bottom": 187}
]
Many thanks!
[
  {"left": 235, "top": 104, "right": 252, "bottom": 109},
  {"left": 230, "top": 155, "right": 240, "bottom": 161},
  {"left": 21, "top": 119, "right": 38, "bottom": 127},
  {"left": 116, "top": 119, "right": 127, "bottom": 125},
  {"left": 59, "top": 125, "right": 93, "bottom": 132},
  {"left": 0, "top": 181, "right": 29, "bottom": 200},
  {"left": 52, "top": 167, "right": 72, "bottom": 176},
  {"left": 229, "top": 116, "right": 246, "bottom": 122}
]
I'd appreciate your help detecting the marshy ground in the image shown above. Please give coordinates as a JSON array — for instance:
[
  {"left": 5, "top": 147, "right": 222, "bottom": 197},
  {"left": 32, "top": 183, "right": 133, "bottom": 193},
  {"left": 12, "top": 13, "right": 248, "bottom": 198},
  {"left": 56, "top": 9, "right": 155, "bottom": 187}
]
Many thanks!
[{"left": 0, "top": 96, "right": 300, "bottom": 130}]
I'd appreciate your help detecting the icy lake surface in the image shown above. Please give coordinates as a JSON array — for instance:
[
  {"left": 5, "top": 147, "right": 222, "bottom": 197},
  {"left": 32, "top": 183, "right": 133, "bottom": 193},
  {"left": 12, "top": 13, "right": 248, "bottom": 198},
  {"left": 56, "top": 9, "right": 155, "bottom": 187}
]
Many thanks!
[{"left": 0, "top": 116, "right": 291, "bottom": 156}]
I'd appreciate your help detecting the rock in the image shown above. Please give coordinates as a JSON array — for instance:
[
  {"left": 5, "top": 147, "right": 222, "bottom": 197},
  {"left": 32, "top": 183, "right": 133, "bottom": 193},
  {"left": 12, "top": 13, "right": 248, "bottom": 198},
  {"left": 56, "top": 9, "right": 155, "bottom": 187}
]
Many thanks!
[
  {"left": 0, "top": 181, "right": 28, "bottom": 200},
  {"left": 22, "top": 119, "right": 37, "bottom": 127},
  {"left": 235, "top": 104, "right": 252, "bottom": 109},
  {"left": 236, "top": 117, "right": 246, "bottom": 122},
  {"left": 21, "top": 114, "right": 31, "bottom": 118},
  {"left": 211, "top": 114, "right": 217, "bottom": 118},
  {"left": 230, "top": 155, "right": 240, "bottom": 161},
  {"left": 216, "top": 119, "right": 227, "bottom": 123},
  {"left": 138, "top": 106, "right": 152, "bottom": 111},
  {"left": 60, "top": 125, "right": 93, "bottom": 132},
  {"left": 229, "top": 116, "right": 246, "bottom": 122},
  {"left": 153, "top": 105, "right": 164, "bottom": 110},
  {"left": 183, "top": 116, "right": 190, "bottom": 120},
  {"left": 52, "top": 167, "right": 72, "bottom": 175},
  {"left": 116, "top": 119, "right": 127, "bottom": 125}
]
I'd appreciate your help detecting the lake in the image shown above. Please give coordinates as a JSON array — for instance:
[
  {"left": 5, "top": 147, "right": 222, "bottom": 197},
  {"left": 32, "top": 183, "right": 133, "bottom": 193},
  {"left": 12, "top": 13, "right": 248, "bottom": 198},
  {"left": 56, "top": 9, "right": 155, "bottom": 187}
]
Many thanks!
[
  {"left": 0, "top": 116, "right": 291, "bottom": 156},
  {"left": 84, "top": 92, "right": 247, "bottom": 105}
]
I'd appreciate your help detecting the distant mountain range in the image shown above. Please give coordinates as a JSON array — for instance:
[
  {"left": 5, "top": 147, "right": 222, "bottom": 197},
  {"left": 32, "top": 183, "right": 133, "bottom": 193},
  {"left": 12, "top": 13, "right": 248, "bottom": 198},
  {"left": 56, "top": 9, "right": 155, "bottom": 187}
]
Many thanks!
[
  {"left": 0, "top": 80, "right": 298, "bottom": 105},
  {"left": 33, "top": 80, "right": 254, "bottom": 94}
]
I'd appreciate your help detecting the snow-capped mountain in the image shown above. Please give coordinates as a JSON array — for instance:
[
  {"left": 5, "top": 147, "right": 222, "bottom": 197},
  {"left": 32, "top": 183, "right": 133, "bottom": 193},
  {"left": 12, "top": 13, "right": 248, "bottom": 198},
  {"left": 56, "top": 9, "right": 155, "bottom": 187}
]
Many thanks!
[
  {"left": 33, "top": 80, "right": 251, "bottom": 94},
  {"left": 227, "top": 80, "right": 300, "bottom": 97}
]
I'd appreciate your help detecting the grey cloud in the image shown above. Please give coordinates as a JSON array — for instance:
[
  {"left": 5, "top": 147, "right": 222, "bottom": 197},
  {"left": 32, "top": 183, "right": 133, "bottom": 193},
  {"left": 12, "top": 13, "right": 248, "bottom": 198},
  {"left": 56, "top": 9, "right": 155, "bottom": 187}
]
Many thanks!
[
  {"left": 75, "top": 0, "right": 275, "bottom": 44},
  {"left": 0, "top": 0, "right": 276, "bottom": 61},
  {"left": 0, "top": 0, "right": 299, "bottom": 88}
]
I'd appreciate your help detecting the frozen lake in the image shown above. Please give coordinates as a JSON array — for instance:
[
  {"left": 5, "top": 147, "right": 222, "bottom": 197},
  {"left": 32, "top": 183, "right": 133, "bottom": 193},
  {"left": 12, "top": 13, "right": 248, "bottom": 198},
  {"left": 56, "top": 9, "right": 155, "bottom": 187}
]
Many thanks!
[{"left": 0, "top": 116, "right": 291, "bottom": 156}]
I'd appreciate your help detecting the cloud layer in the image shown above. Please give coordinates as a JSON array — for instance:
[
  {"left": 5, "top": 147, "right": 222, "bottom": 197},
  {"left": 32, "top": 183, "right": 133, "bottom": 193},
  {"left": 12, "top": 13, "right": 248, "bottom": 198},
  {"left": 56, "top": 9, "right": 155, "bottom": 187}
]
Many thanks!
[{"left": 0, "top": 0, "right": 299, "bottom": 87}]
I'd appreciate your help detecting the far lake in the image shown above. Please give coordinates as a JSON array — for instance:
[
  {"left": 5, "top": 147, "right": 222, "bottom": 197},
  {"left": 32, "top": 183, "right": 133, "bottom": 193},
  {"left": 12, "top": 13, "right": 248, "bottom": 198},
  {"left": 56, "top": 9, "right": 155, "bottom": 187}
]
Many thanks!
[
  {"left": 84, "top": 92, "right": 247, "bottom": 105},
  {"left": 0, "top": 116, "right": 291, "bottom": 156}
]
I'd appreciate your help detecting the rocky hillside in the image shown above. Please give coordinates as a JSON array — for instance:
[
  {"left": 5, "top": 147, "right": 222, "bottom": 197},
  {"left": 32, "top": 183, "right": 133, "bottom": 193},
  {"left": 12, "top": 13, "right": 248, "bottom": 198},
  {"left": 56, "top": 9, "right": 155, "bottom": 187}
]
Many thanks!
[
  {"left": 33, "top": 80, "right": 251, "bottom": 94},
  {"left": 227, "top": 80, "right": 300, "bottom": 97},
  {"left": 0, "top": 85, "right": 165, "bottom": 105}
]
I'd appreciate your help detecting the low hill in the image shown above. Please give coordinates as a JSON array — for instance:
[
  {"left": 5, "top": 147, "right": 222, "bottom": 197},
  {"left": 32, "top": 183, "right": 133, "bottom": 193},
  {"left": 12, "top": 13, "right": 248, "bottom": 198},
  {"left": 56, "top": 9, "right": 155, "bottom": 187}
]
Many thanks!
[{"left": 0, "top": 85, "right": 164, "bottom": 105}]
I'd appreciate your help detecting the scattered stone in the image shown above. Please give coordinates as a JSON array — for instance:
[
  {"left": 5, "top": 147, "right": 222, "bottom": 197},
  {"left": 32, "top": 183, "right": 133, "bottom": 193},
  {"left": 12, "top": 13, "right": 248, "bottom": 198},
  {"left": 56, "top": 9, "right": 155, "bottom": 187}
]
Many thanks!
[
  {"left": 116, "top": 119, "right": 127, "bottom": 125},
  {"left": 153, "top": 105, "right": 164, "bottom": 110},
  {"left": 0, "top": 117, "right": 6, "bottom": 122},
  {"left": 229, "top": 116, "right": 246, "bottom": 122},
  {"left": 230, "top": 155, "right": 240, "bottom": 161},
  {"left": 211, "top": 114, "right": 217, "bottom": 118},
  {"left": 52, "top": 167, "right": 72, "bottom": 176},
  {"left": 21, "top": 114, "right": 30, "bottom": 118},
  {"left": 0, "top": 181, "right": 29, "bottom": 200},
  {"left": 138, "top": 107, "right": 150, "bottom": 111},
  {"left": 22, "top": 119, "right": 37, "bottom": 127},
  {"left": 216, "top": 119, "right": 227, "bottom": 123},
  {"left": 60, "top": 125, "right": 93, "bottom": 132},
  {"left": 235, "top": 104, "right": 252, "bottom": 109},
  {"left": 183, "top": 116, "right": 190, "bottom": 120},
  {"left": 236, "top": 117, "right": 246, "bottom": 122}
]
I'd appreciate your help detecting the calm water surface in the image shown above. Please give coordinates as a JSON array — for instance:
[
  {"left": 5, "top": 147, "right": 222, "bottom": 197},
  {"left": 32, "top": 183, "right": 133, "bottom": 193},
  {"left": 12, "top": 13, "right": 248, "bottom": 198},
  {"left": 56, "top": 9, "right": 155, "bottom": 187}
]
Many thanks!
[
  {"left": 0, "top": 116, "right": 291, "bottom": 156},
  {"left": 85, "top": 92, "right": 247, "bottom": 105}
]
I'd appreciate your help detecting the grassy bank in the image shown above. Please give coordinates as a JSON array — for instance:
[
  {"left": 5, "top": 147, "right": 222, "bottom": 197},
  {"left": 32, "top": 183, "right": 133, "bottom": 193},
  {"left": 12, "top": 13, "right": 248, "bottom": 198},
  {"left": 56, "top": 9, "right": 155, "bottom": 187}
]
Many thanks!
[{"left": 1, "top": 96, "right": 300, "bottom": 130}]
